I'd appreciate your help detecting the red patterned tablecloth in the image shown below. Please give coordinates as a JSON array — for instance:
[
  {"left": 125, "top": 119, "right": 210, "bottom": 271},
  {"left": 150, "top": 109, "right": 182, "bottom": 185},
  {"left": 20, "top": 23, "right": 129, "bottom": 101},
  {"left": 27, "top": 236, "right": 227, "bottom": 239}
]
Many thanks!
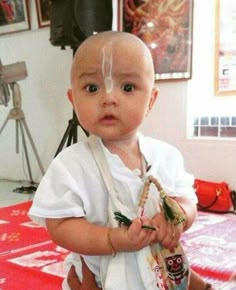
[
  {"left": 0, "top": 201, "right": 69, "bottom": 289},
  {"left": 181, "top": 211, "right": 236, "bottom": 289},
  {"left": 0, "top": 201, "right": 236, "bottom": 289}
]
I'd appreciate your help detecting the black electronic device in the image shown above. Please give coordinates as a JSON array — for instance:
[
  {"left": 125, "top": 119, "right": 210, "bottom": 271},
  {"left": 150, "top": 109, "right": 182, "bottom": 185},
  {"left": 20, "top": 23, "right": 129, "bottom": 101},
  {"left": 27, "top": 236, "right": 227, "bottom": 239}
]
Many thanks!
[{"left": 50, "top": 0, "right": 113, "bottom": 49}]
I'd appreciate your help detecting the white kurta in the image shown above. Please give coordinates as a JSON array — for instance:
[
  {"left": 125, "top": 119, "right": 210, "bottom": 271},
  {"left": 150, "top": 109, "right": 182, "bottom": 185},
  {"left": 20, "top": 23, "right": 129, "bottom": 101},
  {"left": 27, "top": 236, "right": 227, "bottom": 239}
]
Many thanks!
[{"left": 29, "top": 134, "right": 197, "bottom": 289}]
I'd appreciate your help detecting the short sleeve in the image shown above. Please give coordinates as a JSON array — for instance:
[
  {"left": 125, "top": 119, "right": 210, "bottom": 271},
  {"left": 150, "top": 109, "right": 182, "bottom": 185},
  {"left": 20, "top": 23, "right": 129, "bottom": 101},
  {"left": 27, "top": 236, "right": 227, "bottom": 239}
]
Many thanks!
[{"left": 28, "top": 142, "right": 108, "bottom": 226}]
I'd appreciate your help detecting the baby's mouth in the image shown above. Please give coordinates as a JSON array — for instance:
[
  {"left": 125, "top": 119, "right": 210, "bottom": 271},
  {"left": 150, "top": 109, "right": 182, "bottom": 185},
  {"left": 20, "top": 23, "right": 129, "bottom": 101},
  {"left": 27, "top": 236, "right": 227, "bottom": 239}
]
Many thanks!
[
  {"left": 100, "top": 114, "right": 118, "bottom": 124},
  {"left": 103, "top": 115, "right": 116, "bottom": 120}
]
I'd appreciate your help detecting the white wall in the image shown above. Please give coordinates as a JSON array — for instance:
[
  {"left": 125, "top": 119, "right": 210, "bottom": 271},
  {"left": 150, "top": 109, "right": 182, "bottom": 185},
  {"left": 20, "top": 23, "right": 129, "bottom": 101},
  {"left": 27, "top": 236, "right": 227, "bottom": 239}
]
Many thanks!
[
  {"left": 0, "top": 1, "right": 73, "bottom": 182},
  {"left": 1, "top": 1, "right": 236, "bottom": 189}
]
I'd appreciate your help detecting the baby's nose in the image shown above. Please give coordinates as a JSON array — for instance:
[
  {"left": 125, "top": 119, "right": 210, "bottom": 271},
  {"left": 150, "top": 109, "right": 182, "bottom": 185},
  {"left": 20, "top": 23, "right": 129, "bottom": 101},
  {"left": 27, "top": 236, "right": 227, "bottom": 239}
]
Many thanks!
[{"left": 101, "top": 89, "right": 118, "bottom": 105}]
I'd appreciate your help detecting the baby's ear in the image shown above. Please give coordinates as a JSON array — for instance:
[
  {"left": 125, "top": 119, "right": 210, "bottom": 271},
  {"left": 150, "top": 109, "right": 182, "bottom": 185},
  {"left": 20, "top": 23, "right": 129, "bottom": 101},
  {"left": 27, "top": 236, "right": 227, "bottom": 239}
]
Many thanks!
[
  {"left": 149, "top": 87, "right": 158, "bottom": 111},
  {"left": 67, "top": 89, "right": 73, "bottom": 104}
]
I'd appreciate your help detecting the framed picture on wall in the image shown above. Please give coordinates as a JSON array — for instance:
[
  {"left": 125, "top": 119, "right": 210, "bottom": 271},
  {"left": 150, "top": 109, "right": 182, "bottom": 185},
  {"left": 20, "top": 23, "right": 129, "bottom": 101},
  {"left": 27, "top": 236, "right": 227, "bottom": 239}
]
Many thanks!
[
  {"left": 36, "top": 0, "right": 51, "bottom": 28},
  {"left": 118, "top": 0, "right": 193, "bottom": 80},
  {"left": 214, "top": 0, "right": 236, "bottom": 96},
  {"left": 0, "top": 0, "right": 30, "bottom": 35}
]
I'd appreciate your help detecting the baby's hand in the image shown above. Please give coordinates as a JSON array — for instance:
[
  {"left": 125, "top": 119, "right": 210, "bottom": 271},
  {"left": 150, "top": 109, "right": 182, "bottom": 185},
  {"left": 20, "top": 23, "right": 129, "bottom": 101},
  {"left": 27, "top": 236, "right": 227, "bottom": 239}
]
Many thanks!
[
  {"left": 151, "top": 213, "right": 184, "bottom": 250},
  {"left": 118, "top": 217, "right": 157, "bottom": 252}
]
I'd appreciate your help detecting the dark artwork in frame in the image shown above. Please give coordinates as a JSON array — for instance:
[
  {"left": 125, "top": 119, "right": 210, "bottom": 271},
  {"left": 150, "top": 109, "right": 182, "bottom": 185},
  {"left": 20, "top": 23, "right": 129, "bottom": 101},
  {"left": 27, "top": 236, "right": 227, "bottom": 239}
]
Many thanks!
[
  {"left": 36, "top": 0, "right": 51, "bottom": 28},
  {"left": 118, "top": 0, "right": 193, "bottom": 80},
  {"left": 0, "top": 0, "right": 30, "bottom": 35}
]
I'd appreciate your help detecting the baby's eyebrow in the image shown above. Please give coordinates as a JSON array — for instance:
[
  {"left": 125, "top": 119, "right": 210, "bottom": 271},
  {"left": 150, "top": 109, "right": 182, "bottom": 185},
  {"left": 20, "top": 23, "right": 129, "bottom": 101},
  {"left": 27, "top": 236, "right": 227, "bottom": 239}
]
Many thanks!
[
  {"left": 78, "top": 71, "right": 100, "bottom": 79},
  {"left": 115, "top": 72, "right": 143, "bottom": 79}
]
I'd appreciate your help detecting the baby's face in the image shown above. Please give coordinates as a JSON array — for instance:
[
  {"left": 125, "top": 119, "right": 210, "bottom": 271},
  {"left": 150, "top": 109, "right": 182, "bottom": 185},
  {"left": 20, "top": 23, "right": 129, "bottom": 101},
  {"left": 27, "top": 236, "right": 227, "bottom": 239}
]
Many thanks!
[{"left": 69, "top": 35, "right": 157, "bottom": 141}]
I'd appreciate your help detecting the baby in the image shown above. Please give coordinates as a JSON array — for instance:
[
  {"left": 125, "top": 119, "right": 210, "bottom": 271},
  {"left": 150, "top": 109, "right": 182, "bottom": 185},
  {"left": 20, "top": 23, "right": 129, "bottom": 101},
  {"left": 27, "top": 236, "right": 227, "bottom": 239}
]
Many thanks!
[{"left": 29, "top": 31, "right": 211, "bottom": 290}]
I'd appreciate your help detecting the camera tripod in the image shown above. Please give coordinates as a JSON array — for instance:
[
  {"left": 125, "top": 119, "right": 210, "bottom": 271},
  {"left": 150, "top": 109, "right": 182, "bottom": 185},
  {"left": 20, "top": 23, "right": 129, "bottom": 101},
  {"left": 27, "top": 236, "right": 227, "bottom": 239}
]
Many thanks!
[{"left": 0, "top": 82, "right": 45, "bottom": 186}]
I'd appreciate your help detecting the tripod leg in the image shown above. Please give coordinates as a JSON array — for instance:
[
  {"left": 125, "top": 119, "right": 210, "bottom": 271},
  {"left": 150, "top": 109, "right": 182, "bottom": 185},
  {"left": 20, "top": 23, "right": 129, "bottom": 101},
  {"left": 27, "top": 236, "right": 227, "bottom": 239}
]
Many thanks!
[
  {"left": 66, "top": 132, "right": 74, "bottom": 147},
  {"left": 0, "top": 117, "right": 9, "bottom": 135},
  {"left": 65, "top": 113, "right": 84, "bottom": 147},
  {"left": 54, "top": 119, "right": 75, "bottom": 157},
  {"left": 21, "top": 118, "right": 45, "bottom": 176},
  {"left": 16, "top": 120, "right": 20, "bottom": 153},
  {"left": 72, "top": 122, "right": 78, "bottom": 143},
  {"left": 19, "top": 120, "right": 34, "bottom": 183},
  {"left": 66, "top": 121, "right": 78, "bottom": 147}
]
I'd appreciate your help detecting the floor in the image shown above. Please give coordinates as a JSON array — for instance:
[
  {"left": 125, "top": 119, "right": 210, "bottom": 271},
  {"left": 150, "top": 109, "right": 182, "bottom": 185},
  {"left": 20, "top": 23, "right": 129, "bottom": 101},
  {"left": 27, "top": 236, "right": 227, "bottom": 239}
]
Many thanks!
[{"left": 0, "top": 179, "right": 36, "bottom": 207}]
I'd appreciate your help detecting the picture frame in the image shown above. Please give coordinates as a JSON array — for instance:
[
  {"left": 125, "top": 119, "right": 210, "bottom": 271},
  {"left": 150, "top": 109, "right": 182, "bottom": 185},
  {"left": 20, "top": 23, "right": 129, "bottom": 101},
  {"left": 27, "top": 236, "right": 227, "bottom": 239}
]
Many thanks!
[
  {"left": 214, "top": 0, "right": 236, "bottom": 96},
  {"left": 0, "top": 0, "right": 30, "bottom": 35},
  {"left": 118, "top": 0, "right": 193, "bottom": 80},
  {"left": 36, "top": 0, "right": 51, "bottom": 28}
]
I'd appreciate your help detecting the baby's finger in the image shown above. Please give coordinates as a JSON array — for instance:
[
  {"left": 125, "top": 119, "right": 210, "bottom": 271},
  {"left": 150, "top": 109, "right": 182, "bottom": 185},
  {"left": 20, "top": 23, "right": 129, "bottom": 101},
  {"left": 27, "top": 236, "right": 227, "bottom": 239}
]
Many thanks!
[
  {"left": 160, "top": 223, "right": 176, "bottom": 249},
  {"left": 128, "top": 219, "right": 154, "bottom": 248}
]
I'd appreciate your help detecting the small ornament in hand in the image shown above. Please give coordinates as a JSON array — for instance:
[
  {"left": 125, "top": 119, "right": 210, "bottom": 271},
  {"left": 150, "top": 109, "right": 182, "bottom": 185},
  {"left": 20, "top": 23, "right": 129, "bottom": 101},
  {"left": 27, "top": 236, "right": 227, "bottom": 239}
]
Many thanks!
[{"left": 114, "top": 211, "right": 156, "bottom": 230}]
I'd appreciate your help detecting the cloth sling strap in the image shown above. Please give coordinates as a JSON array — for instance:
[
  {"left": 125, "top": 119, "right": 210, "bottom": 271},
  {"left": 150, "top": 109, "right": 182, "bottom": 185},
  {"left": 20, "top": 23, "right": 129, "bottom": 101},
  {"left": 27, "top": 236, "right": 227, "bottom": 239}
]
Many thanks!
[
  {"left": 88, "top": 135, "right": 116, "bottom": 198},
  {"left": 88, "top": 135, "right": 138, "bottom": 220}
]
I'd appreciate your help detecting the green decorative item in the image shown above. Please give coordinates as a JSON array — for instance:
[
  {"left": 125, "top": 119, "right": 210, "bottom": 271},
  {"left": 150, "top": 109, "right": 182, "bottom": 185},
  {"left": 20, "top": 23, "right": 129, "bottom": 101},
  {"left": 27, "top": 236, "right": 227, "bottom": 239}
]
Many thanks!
[
  {"left": 114, "top": 211, "right": 156, "bottom": 231},
  {"left": 146, "top": 176, "right": 186, "bottom": 225}
]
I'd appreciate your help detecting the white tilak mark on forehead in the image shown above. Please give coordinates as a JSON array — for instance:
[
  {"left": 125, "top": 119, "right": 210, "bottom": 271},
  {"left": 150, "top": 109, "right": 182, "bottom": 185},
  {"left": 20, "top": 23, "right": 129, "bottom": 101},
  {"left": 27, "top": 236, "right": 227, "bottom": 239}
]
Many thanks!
[{"left": 102, "top": 44, "right": 113, "bottom": 94}]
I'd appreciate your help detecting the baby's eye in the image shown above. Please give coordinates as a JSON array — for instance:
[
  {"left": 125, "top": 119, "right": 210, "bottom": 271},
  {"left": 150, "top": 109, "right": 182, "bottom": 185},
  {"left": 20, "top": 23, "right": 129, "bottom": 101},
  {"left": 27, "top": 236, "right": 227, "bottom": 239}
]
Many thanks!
[
  {"left": 122, "top": 84, "right": 135, "bottom": 92},
  {"left": 85, "top": 84, "right": 99, "bottom": 93}
]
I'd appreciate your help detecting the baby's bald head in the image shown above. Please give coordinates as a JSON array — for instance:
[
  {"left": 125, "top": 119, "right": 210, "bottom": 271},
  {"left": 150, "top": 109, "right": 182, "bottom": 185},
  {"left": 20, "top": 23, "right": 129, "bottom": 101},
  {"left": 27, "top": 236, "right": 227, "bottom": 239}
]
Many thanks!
[{"left": 71, "top": 31, "right": 155, "bottom": 89}]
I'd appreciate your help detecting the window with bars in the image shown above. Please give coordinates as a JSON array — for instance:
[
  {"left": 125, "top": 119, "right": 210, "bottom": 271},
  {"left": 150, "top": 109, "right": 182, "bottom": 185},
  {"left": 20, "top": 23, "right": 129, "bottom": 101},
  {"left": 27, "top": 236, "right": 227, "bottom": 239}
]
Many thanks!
[{"left": 193, "top": 116, "right": 236, "bottom": 137}]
